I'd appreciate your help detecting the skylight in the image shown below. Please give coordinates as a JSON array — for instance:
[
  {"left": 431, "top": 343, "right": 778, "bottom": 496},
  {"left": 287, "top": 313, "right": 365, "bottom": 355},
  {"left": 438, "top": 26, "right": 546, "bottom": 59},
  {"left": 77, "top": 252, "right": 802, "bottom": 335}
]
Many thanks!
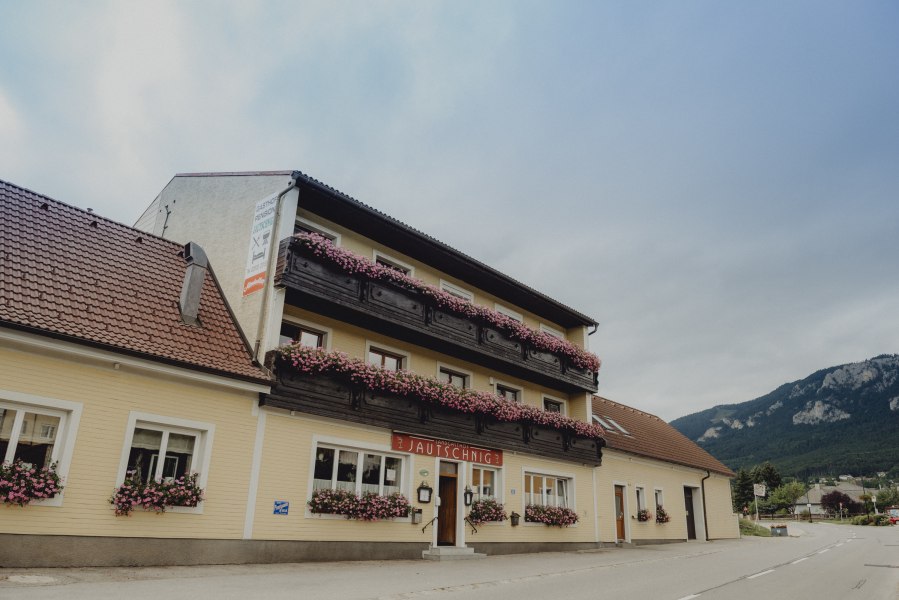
[{"left": 603, "top": 416, "right": 631, "bottom": 436}]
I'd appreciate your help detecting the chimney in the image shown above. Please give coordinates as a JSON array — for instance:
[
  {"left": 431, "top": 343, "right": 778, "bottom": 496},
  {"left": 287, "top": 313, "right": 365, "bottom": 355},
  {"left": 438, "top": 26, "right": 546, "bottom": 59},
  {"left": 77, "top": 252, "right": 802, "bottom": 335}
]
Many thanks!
[{"left": 179, "top": 242, "right": 209, "bottom": 326}]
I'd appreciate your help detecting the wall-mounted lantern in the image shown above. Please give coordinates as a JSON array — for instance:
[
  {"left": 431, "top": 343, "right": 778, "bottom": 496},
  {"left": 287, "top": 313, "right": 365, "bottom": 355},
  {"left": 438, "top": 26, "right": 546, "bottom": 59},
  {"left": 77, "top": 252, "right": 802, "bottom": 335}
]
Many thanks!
[
  {"left": 417, "top": 482, "right": 433, "bottom": 503},
  {"left": 463, "top": 486, "right": 474, "bottom": 507}
]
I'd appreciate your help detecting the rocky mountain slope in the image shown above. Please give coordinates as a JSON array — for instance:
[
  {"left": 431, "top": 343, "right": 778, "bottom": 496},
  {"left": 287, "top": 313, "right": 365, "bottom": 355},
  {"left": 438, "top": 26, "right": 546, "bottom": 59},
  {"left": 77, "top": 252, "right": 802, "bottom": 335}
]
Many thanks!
[{"left": 670, "top": 355, "right": 899, "bottom": 478}]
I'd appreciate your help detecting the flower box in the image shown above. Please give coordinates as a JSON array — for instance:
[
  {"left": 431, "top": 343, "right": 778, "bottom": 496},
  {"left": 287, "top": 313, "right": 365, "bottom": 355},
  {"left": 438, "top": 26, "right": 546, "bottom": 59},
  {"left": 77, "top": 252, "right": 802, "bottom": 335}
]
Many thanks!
[
  {"left": 110, "top": 472, "right": 204, "bottom": 516},
  {"left": 467, "top": 498, "right": 508, "bottom": 525},
  {"left": 308, "top": 488, "right": 411, "bottom": 521},
  {"left": 0, "top": 460, "right": 63, "bottom": 506},
  {"left": 524, "top": 504, "right": 579, "bottom": 527}
]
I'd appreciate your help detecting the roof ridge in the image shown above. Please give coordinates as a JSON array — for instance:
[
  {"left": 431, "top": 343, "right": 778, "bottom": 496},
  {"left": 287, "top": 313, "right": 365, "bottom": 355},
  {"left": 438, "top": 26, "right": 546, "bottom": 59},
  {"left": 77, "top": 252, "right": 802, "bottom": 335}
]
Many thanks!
[
  {"left": 593, "top": 395, "right": 665, "bottom": 423},
  {"left": 0, "top": 178, "right": 185, "bottom": 251}
]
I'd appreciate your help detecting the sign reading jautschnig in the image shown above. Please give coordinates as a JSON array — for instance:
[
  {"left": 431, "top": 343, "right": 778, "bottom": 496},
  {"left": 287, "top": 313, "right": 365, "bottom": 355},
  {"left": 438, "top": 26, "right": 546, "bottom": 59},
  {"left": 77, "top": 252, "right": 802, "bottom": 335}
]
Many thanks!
[{"left": 391, "top": 433, "right": 503, "bottom": 466}]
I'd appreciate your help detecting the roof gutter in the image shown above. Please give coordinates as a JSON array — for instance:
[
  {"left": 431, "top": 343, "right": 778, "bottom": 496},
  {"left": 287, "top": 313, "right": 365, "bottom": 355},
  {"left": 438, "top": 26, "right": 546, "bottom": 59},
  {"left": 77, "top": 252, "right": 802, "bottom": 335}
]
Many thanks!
[
  {"left": 252, "top": 175, "right": 299, "bottom": 361},
  {"left": 701, "top": 469, "right": 711, "bottom": 541}
]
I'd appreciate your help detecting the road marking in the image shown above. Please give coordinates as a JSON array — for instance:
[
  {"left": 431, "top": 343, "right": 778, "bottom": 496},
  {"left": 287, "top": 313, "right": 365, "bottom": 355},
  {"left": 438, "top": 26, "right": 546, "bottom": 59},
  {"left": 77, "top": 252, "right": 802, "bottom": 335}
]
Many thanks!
[
  {"left": 791, "top": 557, "right": 809, "bottom": 564},
  {"left": 818, "top": 549, "right": 830, "bottom": 554},
  {"left": 836, "top": 543, "right": 844, "bottom": 547},
  {"left": 676, "top": 595, "right": 701, "bottom": 599},
  {"left": 747, "top": 570, "right": 775, "bottom": 579}
]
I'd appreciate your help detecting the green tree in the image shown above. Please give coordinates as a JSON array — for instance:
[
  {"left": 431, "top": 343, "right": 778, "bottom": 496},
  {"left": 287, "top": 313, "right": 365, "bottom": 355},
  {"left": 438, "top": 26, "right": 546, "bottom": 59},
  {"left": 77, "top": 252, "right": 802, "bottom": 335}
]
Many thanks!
[
  {"left": 750, "top": 462, "right": 783, "bottom": 494},
  {"left": 732, "top": 468, "right": 755, "bottom": 512},
  {"left": 874, "top": 487, "right": 899, "bottom": 509},
  {"left": 769, "top": 482, "right": 807, "bottom": 515}
]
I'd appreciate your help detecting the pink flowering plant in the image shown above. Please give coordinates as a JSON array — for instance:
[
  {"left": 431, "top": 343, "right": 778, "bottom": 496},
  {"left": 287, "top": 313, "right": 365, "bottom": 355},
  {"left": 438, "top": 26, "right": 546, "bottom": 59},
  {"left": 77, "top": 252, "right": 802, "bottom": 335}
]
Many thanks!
[
  {"left": 110, "top": 471, "right": 204, "bottom": 516},
  {"left": 0, "top": 460, "right": 63, "bottom": 506},
  {"left": 292, "top": 233, "right": 601, "bottom": 373},
  {"left": 636, "top": 508, "right": 652, "bottom": 522},
  {"left": 525, "top": 504, "right": 579, "bottom": 527},
  {"left": 467, "top": 498, "right": 508, "bottom": 525},
  {"left": 655, "top": 506, "right": 671, "bottom": 524},
  {"left": 278, "top": 344, "right": 606, "bottom": 442},
  {"left": 308, "top": 488, "right": 411, "bottom": 521}
]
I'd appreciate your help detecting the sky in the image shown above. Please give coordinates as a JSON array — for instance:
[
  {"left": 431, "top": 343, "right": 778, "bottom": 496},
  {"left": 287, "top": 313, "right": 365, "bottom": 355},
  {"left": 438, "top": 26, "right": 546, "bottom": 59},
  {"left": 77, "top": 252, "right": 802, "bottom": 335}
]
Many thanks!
[{"left": 2, "top": 1, "right": 898, "bottom": 421}]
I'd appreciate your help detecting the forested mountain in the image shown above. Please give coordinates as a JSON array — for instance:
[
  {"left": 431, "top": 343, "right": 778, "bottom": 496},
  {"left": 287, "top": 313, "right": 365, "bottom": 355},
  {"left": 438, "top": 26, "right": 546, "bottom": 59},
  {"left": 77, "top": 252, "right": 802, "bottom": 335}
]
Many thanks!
[{"left": 670, "top": 355, "right": 899, "bottom": 478}]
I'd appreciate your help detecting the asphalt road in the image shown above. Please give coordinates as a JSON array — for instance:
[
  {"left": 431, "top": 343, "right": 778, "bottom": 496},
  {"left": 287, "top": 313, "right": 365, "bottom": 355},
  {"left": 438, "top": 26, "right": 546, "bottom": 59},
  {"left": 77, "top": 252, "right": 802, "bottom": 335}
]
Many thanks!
[{"left": 1, "top": 523, "right": 896, "bottom": 599}]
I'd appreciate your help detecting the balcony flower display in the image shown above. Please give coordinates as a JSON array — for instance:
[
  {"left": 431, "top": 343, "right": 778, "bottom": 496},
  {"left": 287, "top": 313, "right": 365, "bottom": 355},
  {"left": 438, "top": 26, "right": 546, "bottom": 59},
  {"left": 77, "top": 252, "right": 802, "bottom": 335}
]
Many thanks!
[
  {"left": 0, "top": 460, "right": 63, "bottom": 506},
  {"left": 278, "top": 344, "right": 606, "bottom": 442},
  {"left": 467, "top": 498, "right": 508, "bottom": 525},
  {"left": 636, "top": 508, "right": 652, "bottom": 522},
  {"left": 524, "top": 504, "right": 579, "bottom": 527},
  {"left": 110, "top": 471, "right": 204, "bottom": 516},
  {"left": 308, "top": 488, "right": 411, "bottom": 521},
  {"left": 655, "top": 506, "right": 671, "bottom": 524},
  {"left": 292, "top": 232, "right": 601, "bottom": 373}
]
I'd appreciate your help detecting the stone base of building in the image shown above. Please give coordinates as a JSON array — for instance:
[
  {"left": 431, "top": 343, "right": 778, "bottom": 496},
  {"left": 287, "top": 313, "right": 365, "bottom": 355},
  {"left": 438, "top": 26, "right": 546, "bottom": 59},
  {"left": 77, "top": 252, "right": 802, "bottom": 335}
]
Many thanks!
[
  {"left": 0, "top": 534, "right": 431, "bottom": 568},
  {"left": 629, "top": 538, "right": 687, "bottom": 546}
]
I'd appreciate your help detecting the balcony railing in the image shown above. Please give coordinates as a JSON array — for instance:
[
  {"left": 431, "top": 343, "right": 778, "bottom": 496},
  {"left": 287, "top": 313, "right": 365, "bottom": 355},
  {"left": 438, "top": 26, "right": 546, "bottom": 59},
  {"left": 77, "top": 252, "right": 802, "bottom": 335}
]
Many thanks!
[
  {"left": 277, "top": 238, "right": 598, "bottom": 394},
  {"left": 262, "top": 355, "right": 604, "bottom": 466}
]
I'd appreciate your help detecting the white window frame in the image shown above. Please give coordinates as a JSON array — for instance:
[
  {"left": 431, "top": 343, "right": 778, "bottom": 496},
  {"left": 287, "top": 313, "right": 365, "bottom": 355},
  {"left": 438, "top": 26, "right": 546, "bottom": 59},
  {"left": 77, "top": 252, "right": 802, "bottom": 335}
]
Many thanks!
[
  {"left": 0, "top": 391, "right": 83, "bottom": 508},
  {"left": 654, "top": 488, "right": 665, "bottom": 511},
  {"left": 366, "top": 340, "right": 410, "bottom": 371},
  {"left": 521, "top": 466, "right": 576, "bottom": 524},
  {"left": 372, "top": 250, "right": 415, "bottom": 276},
  {"left": 494, "top": 303, "right": 523, "bottom": 322},
  {"left": 306, "top": 434, "right": 412, "bottom": 521},
  {"left": 294, "top": 216, "right": 341, "bottom": 245},
  {"left": 470, "top": 463, "right": 502, "bottom": 503},
  {"left": 280, "top": 316, "right": 332, "bottom": 350},
  {"left": 493, "top": 380, "right": 523, "bottom": 403},
  {"left": 116, "top": 412, "right": 215, "bottom": 514},
  {"left": 439, "top": 280, "right": 473, "bottom": 302},
  {"left": 542, "top": 394, "right": 567, "bottom": 416},
  {"left": 437, "top": 363, "right": 472, "bottom": 389},
  {"left": 603, "top": 415, "right": 631, "bottom": 436},
  {"left": 539, "top": 323, "right": 565, "bottom": 339}
]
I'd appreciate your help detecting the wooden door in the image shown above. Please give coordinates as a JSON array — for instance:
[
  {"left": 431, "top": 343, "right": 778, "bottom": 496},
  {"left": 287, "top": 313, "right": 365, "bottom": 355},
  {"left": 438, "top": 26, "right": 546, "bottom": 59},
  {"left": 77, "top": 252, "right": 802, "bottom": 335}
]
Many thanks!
[
  {"left": 614, "top": 485, "right": 626, "bottom": 541},
  {"left": 684, "top": 487, "right": 697, "bottom": 540},
  {"left": 438, "top": 465, "right": 457, "bottom": 546}
]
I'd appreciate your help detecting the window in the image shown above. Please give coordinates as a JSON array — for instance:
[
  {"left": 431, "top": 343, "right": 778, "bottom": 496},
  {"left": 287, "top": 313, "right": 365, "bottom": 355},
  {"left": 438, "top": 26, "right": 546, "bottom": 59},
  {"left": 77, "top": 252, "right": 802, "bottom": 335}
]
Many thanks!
[
  {"left": 440, "top": 367, "right": 469, "bottom": 389},
  {"left": 118, "top": 413, "right": 214, "bottom": 497},
  {"left": 524, "top": 472, "right": 570, "bottom": 508},
  {"left": 655, "top": 489, "right": 664, "bottom": 510},
  {"left": 471, "top": 466, "right": 498, "bottom": 501},
  {"left": 496, "top": 384, "right": 520, "bottom": 402},
  {"left": 312, "top": 444, "right": 404, "bottom": 496},
  {"left": 593, "top": 415, "right": 614, "bottom": 430},
  {"left": 294, "top": 217, "right": 340, "bottom": 243},
  {"left": 127, "top": 425, "right": 199, "bottom": 484},
  {"left": 0, "top": 406, "right": 63, "bottom": 470},
  {"left": 439, "top": 280, "right": 473, "bottom": 302},
  {"left": 369, "top": 347, "right": 405, "bottom": 371},
  {"left": 373, "top": 251, "right": 413, "bottom": 275},
  {"left": 494, "top": 304, "right": 523, "bottom": 322},
  {"left": 279, "top": 321, "right": 325, "bottom": 348},
  {"left": 636, "top": 487, "right": 646, "bottom": 512},
  {"left": 603, "top": 416, "right": 631, "bottom": 435},
  {"left": 543, "top": 397, "right": 566, "bottom": 414},
  {"left": 539, "top": 323, "right": 565, "bottom": 339}
]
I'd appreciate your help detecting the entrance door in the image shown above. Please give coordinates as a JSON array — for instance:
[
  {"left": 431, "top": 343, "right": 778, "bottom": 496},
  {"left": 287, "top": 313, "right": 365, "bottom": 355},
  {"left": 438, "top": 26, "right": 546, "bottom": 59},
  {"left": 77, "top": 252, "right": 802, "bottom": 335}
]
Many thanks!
[
  {"left": 437, "top": 462, "right": 458, "bottom": 546},
  {"left": 684, "top": 487, "right": 697, "bottom": 540},
  {"left": 614, "top": 485, "right": 626, "bottom": 541}
]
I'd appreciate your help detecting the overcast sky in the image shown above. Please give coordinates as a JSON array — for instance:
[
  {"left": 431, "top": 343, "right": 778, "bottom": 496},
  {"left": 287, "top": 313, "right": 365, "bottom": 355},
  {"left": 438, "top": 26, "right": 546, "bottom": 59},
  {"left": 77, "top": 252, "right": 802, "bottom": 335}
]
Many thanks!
[{"left": 2, "top": 1, "right": 897, "bottom": 421}]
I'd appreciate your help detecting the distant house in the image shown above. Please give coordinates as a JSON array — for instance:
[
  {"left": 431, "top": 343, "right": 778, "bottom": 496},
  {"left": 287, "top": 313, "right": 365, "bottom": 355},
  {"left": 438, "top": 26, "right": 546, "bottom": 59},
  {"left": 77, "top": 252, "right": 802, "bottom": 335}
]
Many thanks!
[{"left": 795, "top": 482, "right": 867, "bottom": 515}]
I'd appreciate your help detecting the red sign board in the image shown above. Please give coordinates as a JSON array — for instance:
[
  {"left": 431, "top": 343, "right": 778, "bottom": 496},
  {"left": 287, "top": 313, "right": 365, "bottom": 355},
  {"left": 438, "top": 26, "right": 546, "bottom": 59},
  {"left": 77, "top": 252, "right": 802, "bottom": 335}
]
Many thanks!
[{"left": 391, "top": 433, "right": 503, "bottom": 466}]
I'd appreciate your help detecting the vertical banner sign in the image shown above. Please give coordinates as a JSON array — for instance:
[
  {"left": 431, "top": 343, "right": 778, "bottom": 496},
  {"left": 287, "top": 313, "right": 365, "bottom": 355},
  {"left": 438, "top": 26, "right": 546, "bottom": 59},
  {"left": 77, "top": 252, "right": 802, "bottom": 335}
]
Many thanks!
[{"left": 243, "top": 194, "right": 278, "bottom": 296}]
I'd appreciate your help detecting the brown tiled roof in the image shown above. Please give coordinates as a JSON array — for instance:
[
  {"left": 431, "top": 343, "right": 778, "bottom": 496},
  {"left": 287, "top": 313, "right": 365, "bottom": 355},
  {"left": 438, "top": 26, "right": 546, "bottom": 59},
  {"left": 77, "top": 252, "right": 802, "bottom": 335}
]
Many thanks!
[
  {"left": 593, "top": 396, "right": 734, "bottom": 477},
  {"left": 0, "top": 180, "right": 270, "bottom": 384}
]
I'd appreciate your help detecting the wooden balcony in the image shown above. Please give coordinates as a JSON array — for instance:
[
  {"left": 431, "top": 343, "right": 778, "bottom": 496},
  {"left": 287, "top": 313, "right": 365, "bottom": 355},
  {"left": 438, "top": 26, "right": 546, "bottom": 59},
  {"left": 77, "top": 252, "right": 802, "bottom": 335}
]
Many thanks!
[
  {"left": 262, "top": 356, "right": 604, "bottom": 466},
  {"left": 277, "top": 240, "right": 598, "bottom": 394}
]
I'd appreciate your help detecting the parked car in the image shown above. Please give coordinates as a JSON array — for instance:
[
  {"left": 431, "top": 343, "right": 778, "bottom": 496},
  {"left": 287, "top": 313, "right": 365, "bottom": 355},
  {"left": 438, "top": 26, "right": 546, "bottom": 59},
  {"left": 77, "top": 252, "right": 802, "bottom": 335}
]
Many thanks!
[{"left": 887, "top": 506, "right": 899, "bottom": 525}]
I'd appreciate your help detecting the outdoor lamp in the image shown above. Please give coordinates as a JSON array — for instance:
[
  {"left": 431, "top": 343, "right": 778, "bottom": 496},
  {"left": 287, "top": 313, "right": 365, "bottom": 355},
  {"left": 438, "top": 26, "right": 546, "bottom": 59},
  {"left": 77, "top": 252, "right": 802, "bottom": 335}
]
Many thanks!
[
  {"left": 417, "top": 482, "right": 433, "bottom": 503},
  {"left": 463, "top": 486, "right": 474, "bottom": 506}
]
